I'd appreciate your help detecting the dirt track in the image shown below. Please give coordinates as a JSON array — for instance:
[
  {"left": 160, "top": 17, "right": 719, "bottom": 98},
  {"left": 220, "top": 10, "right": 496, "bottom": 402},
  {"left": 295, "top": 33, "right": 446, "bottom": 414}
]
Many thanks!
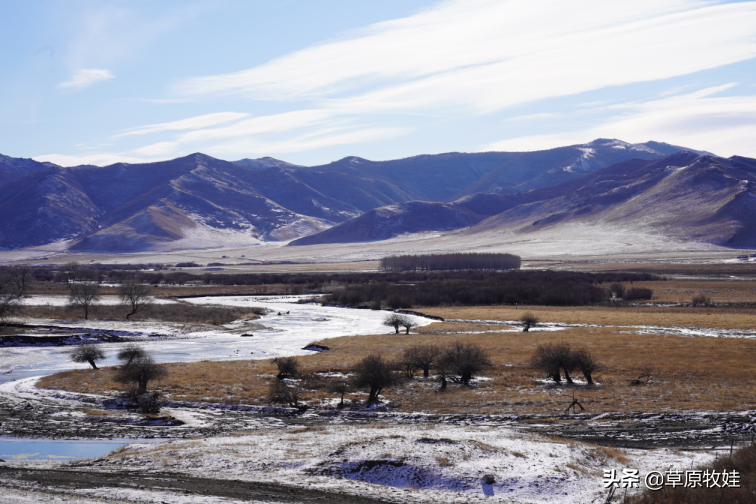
[{"left": 0, "top": 465, "right": 392, "bottom": 503}]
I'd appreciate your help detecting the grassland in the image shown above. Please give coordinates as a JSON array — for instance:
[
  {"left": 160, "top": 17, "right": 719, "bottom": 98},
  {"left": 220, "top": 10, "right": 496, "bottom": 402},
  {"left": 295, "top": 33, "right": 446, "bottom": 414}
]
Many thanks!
[{"left": 39, "top": 290, "right": 756, "bottom": 416}]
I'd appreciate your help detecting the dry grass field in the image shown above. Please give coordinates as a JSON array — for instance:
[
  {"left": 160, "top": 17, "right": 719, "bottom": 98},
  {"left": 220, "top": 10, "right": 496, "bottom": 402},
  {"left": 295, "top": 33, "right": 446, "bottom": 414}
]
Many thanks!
[{"left": 39, "top": 301, "right": 756, "bottom": 416}]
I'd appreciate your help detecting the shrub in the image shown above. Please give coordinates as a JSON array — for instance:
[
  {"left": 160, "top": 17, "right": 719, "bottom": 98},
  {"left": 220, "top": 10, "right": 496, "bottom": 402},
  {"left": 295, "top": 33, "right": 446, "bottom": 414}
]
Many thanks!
[
  {"left": 117, "top": 343, "right": 146, "bottom": 366},
  {"left": 272, "top": 356, "right": 299, "bottom": 379},
  {"left": 268, "top": 381, "right": 303, "bottom": 409},
  {"left": 692, "top": 294, "right": 712, "bottom": 306},
  {"left": 624, "top": 287, "right": 653, "bottom": 301}
]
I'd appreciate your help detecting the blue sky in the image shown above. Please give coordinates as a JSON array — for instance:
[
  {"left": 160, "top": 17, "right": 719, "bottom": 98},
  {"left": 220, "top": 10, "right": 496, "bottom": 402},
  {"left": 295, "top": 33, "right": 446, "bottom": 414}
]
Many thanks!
[{"left": 2, "top": 0, "right": 756, "bottom": 167}]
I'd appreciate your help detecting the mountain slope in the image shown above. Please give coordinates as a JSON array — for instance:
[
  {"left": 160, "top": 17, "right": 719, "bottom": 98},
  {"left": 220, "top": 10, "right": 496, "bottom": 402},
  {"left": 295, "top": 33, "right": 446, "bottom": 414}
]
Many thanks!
[{"left": 466, "top": 153, "right": 756, "bottom": 247}]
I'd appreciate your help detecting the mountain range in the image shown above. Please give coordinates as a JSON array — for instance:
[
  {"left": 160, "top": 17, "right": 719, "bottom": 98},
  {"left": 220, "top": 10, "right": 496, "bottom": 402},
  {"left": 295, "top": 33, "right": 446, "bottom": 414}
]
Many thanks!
[{"left": 1, "top": 139, "right": 752, "bottom": 253}]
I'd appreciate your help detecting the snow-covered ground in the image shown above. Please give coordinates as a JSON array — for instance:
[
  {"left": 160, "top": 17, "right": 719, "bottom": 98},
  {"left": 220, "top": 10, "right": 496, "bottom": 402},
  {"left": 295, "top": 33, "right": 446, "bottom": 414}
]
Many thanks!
[
  {"left": 0, "top": 295, "right": 432, "bottom": 384},
  {"left": 90, "top": 422, "right": 715, "bottom": 504}
]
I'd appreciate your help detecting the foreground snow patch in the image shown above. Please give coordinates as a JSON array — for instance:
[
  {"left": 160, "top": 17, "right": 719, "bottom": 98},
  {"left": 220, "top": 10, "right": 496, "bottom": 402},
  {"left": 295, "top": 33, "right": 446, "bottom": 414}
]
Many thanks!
[{"left": 101, "top": 424, "right": 714, "bottom": 504}]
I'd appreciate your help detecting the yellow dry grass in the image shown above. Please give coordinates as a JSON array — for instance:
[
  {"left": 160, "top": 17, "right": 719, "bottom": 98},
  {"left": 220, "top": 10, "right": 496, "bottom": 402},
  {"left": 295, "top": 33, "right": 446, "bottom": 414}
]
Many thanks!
[
  {"left": 417, "top": 301, "right": 756, "bottom": 330},
  {"left": 39, "top": 314, "right": 756, "bottom": 416}
]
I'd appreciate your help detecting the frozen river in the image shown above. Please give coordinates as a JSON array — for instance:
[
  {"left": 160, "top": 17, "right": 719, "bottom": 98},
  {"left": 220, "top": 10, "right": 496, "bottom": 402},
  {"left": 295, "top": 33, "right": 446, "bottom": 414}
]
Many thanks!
[{"left": 0, "top": 295, "right": 433, "bottom": 385}]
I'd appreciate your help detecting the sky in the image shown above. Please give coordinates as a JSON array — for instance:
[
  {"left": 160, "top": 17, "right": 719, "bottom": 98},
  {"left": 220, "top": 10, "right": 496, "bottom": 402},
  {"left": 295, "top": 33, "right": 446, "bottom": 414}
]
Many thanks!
[{"left": 1, "top": 0, "right": 756, "bottom": 167}]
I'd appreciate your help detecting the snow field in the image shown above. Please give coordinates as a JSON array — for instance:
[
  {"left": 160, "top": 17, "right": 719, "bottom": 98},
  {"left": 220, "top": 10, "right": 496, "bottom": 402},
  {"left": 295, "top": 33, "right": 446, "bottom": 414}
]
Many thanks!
[{"left": 99, "top": 423, "right": 715, "bottom": 504}]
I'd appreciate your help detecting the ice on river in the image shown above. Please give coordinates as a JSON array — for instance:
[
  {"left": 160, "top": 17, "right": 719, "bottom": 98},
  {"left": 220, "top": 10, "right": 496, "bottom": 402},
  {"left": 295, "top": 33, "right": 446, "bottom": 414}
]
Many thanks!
[{"left": 0, "top": 295, "right": 433, "bottom": 385}]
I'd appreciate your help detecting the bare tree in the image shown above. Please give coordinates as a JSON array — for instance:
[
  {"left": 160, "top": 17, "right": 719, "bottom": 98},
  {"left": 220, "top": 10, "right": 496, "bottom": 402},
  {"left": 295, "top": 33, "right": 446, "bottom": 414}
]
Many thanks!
[
  {"left": 117, "top": 343, "right": 147, "bottom": 366},
  {"left": 403, "top": 344, "right": 441, "bottom": 378},
  {"left": 629, "top": 369, "right": 653, "bottom": 386},
  {"left": 564, "top": 391, "right": 585, "bottom": 413},
  {"left": 531, "top": 343, "right": 576, "bottom": 384},
  {"left": 353, "top": 354, "right": 399, "bottom": 404},
  {"left": 118, "top": 278, "right": 153, "bottom": 319},
  {"left": 70, "top": 343, "right": 105, "bottom": 370},
  {"left": 383, "top": 313, "right": 406, "bottom": 334},
  {"left": 572, "top": 347, "right": 601, "bottom": 385},
  {"left": 401, "top": 317, "right": 418, "bottom": 334},
  {"left": 115, "top": 355, "right": 167, "bottom": 395},
  {"left": 397, "top": 347, "right": 420, "bottom": 379},
  {"left": 437, "top": 341, "right": 491, "bottom": 386},
  {"left": 328, "top": 379, "right": 350, "bottom": 408},
  {"left": 272, "top": 356, "right": 300, "bottom": 379},
  {"left": 60, "top": 261, "right": 81, "bottom": 290},
  {"left": 69, "top": 280, "right": 101, "bottom": 320},
  {"left": 0, "top": 274, "right": 20, "bottom": 322},
  {"left": 268, "top": 381, "right": 302, "bottom": 409},
  {"left": 10, "top": 265, "right": 34, "bottom": 298},
  {"left": 520, "top": 312, "right": 538, "bottom": 332}
]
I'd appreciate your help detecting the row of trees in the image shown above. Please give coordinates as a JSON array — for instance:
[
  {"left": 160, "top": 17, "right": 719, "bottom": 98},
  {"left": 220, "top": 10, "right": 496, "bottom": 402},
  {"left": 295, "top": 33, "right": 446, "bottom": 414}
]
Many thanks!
[
  {"left": 380, "top": 253, "right": 521, "bottom": 272},
  {"left": 268, "top": 341, "right": 604, "bottom": 410},
  {"left": 269, "top": 341, "right": 492, "bottom": 408}
]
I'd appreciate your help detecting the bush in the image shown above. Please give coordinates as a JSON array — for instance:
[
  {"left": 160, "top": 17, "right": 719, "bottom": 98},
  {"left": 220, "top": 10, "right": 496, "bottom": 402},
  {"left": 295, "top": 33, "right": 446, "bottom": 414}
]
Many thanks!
[
  {"left": 272, "top": 356, "right": 299, "bottom": 379},
  {"left": 268, "top": 381, "right": 303, "bottom": 410},
  {"left": 115, "top": 355, "right": 167, "bottom": 395},
  {"left": 692, "top": 294, "right": 712, "bottom": 306},
  {"left": 609, "top": 282, "right": 625, "bottom": 298},
  {"left": 624, "top": 287, "right": 653, "bottom": 301},
  {"left": 531, "top": 344, "right": 602, "bottom": 385}
]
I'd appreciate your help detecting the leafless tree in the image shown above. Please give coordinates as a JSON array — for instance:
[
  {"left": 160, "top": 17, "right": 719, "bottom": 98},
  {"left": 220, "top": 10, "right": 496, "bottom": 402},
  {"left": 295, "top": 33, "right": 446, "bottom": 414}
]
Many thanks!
[
  {"left": 10, "top": 265, "right": 34, "bottom": 298},
  {"left": 60, "top": 261, "right": 81, "bottom": 290},
  {"left": 520, "top": 312, "right": 538, "bottom": 332},
  {"left": 0, "top": 274, "right": 20, "bottom": 322},
  {"left": 572, "top": 347, "right": 602, "bottom": 385},
  {"left": 115, "top": 355, "right": 167, "bottom": 395},
  {"left": 70, "top": 343, "right": 105, "bottom": 370},
  {"left": 531, "top": 343, "right": 568, "bottom": 384},
  {"left": 272, "top": 356, "right": 300, "bottom": 379},
  {"left": 564, "top": 391, "right": 585, "bottom": 413},
  {"left": 403, "top": 344, "right": 441, "bottom": 378},
  {"left": 353, "top": 354, "right": 399, "bottom": 404},
  {"left": 117, "top": 343, "right": 147, "bottom": 366},
  {"left": 397, "top": 348, "right": 420, "bottom": 379},
  {"left": 401, "top": 317, "right": 418, "bottom": 334},
  {"left": 383, "top": 313, "right": 407, "bottom": 334},
  {"left": 268, "top": 381, "right": 302, "bottom": 409},
  {"left": 437, "top": 341, "right": 491, "bottom": 386},
  {"left": 68, "top": 280, "right": 101, "bottom": 320},
  {"left": 118, "top": 278, "right": 153, "bottom": 319},
  {"left": 328, "top": 379, "right": 351, "bottom": 408}
]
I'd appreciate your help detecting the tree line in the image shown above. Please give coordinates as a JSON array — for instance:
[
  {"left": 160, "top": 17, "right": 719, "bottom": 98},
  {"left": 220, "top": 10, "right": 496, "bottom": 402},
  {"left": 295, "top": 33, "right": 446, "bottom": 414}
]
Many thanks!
[{"left": 380, "top": 253, "right": 521, "bottom": 272}]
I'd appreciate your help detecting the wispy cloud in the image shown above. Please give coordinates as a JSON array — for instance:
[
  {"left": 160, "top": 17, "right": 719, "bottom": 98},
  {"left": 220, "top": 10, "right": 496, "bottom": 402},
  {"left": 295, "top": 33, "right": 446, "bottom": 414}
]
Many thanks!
[
  {"left": 115, "top": 112, "right": 251, "bottom": 137},
  {"left": 485, "top": 85, "right": 756, "bottom": 157},
  {"left": 57, "top": 69, "right": 114, "bottom": 90},
  {"left": 174, "top": 0, "right": 756, "bottom": 116}
]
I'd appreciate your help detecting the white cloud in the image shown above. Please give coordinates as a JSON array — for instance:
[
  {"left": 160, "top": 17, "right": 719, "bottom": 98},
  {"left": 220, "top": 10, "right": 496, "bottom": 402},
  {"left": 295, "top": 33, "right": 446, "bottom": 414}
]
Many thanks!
[
  {"left": 174, "top": 0, "right": 756, "bottom": 117},
  {"left": 34, "top": 151, "right": 153, "bottom": 167},
  {"left": 115, "top": 112, "right": 250, "bottom": 137},
  {"left": 57, "top": 69, "right": 114, "bottom": 90},
  {"left": 485, "top": 85, "right": 756, "bottom": 157},
  {"left": 210, "top": 126, "right": 412, "bottom": 155},
  {"left": 133, "top": 141, "right": 179, "bottom": 156}
]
